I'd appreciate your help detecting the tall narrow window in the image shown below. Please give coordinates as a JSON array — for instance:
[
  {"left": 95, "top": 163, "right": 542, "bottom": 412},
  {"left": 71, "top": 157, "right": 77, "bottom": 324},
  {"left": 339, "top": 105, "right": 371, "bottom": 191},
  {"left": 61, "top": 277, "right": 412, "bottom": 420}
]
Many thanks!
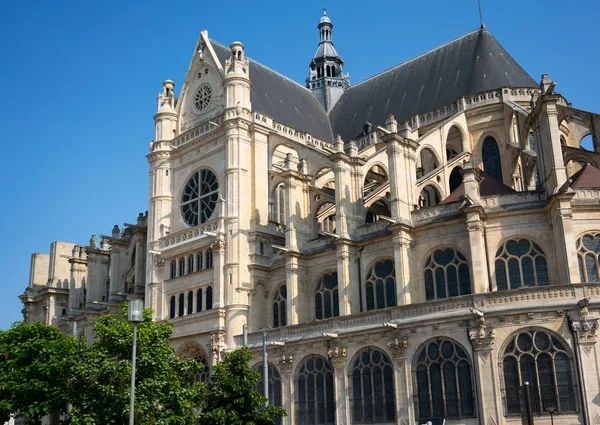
[
  {"left": 253, "top": 363, "right": 283, "bottom": 425},
  {"left": 187, "top": 255, "right": 194, "bottom": 274},
  {"left": 205, "top": 286, "right": 213, "bottom": 310},
  {"left": 197, "top": 251, "right": 203, "bottom": 271},
  {"left": 178, "top": 293, "right": 184, "bottom": 317},
  {"left": 424, "top": 248, "right": 471, "bottom": 300},
  {"left": 206, "top": 249, "right": 213, "bottom": 269},
  {"left": 179, "top": 258, "right": 185, "bottom": 277},
  {"left": 295, "top": 355, "right": 335, "bottom": 425},
  {"left": 315, "top": 272, "right": 339, "bottom": 320},
  {"left": 169, "top": 296, "right": 176, "bottom": 319},
  {"left": 273, "top": 285, "right": 287, "bottom": 328},
  {"left": 414, "top": 339, "right": 475, "bottom": 420},
  {"left": 187, "top": 291, "right": 193, "bottom": 315},
  {"left": 170, "top": 260, "right": 176, "bottom": 279},
  {"left": 495, "top": 238, "right": 549, "bottom": 289},
  {"left": 350, "top": 347, "right": 396, "bottom": 423},
  {"left": 502, "top": 329, "right": 577, "bottom": 416},
  {"left": 196, "top": 288, "right": 203, "bottom": 313},
  {"left": 482, "top": 136, "right": 503, "bottom": 183},
  {"left": 577, "top": 232, "right": 600, "bottom": 282},
  {"left": 365, "top": 259, "right": 396, "bottom": 311}
]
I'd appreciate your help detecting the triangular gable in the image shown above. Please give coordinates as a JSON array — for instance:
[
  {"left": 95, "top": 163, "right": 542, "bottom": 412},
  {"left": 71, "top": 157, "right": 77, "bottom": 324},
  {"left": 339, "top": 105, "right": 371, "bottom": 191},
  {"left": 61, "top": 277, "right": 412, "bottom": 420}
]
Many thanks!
[
  {"left": 570, "top": 163, "right": 600, "bottom": 189},
  {"left": 441, "top": 169, "right": 516, "bottom": 204}
]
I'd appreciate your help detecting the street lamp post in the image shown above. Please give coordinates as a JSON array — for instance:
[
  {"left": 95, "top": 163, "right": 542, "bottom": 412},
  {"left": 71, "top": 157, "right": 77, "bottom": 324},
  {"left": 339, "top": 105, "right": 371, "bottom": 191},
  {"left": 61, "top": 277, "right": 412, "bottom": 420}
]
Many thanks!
[{"left": 128, "top": 299, "right": 144, "bottom": 425}]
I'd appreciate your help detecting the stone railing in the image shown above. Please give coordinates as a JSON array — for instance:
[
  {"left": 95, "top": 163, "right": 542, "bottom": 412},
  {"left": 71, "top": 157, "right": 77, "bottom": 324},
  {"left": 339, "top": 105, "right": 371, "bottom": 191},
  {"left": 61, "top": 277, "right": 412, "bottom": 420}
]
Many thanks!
[
  {"left": 354, "top": 128, "right": 387, "bottom": 152},
  {"left": 482, "top": 191, "right": 547, "bottom": 210},
  {"left": 253, "top": 113, "right": 334, "bottom": 154},
  {"left": 236, "top": 283, "right": 598, "bottom": 347},
  {"left": 160, "top": 218, "right": 223, "bottom": 249},
  {"left": 412, "top": 201, "right": 462, "bottom": 225},
  {"left": 172, "top": 116, "right": 224, "bottom": 148},
  {"left": 355, "top": 220, "right": 390, "bottom": 238}
]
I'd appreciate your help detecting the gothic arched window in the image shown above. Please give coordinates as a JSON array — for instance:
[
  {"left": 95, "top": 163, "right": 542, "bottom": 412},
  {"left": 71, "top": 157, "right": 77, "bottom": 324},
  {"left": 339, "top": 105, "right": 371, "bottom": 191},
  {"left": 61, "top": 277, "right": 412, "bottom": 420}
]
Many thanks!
[
  {"left": 365, "top": 259, "right": 396, "bottom": 311},
  {"left": 315, "top": 272, "right": 339, "bottom": 320},
  {"left": 170, "top": 260, "right": 176, "bottom": 279},
  {"left": 482, "top": 136, "right": 503, "bottom": 183},
  {"left": 206, "top": 249, "right": 213, "bottom": 269},
  {"left": 169, "top": 296, "right": 176, "bottom": 319},
  {"left": 270, "top": 183, "right": 286, "bottom": 225},
  {"left": 177, "top": 344, "right": 210, "bottom": 382},
  {"left": 179, "top": 258, "right": 185, "bottom": 277},
  {"left": 350, "top": 347, "right": 396, "bottom": 423},
  {"left": 295, "top": 355, "right": 335, "bottom": 425},
  {"left": 196, "top": 288, "right": 203, "bottom": 313},
  {"left": 205, "top": 286, "right": 213, "bottom": 310},
  {"left": 178, "top": 293, "right": 184, "bottom": 317},
  {"left": 187, "top": 255, "right": 194, "bottom": 274},
  {"left": 273, "top": 285, "right": 286, "bottom": 328},
  {"left": 495, "top": 238, "right": 549, "bottom": 289},
  {"left": 414, "top": 339, "right": 475, "bottom": 420},
  {"left": 502, "top": 329, "right": 577, "bottom": 416},
  {"left": 187, "top": 291, "right": 193, "bottom": 315},
  {"left": 424, "top": 248, "right": 471, "bottom": 300},
  {"left": 252, "top": 363, "right": 282, "bottom": 425},
  {"left": 577, "top": 232, "right": 600, "bottom": 282},
  {"left": 196, "top": 251, "right": 203, "bottom": 271}
]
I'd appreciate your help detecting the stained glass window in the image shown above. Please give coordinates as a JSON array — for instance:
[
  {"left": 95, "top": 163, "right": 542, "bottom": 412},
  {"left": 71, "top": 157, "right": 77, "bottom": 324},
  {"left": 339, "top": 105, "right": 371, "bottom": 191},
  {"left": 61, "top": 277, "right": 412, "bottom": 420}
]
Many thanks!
[
  {"left": 315, "top": 272, "right": 339, "bottom": 320},
  {"left": 424, "top": 248, "right": 471, "bottom": 300},
  {"left": 273, "top": 285, "right": 287, "bottom": 327},
  {"left": 495, "top": 238, "right": 548, "bottom": 289},
  {"left": 482, "top": 136, "right": 503, "bottom": 183},
  {"left": 365, "top": 259, "right": 396, "bottom": 311},
  {"left": 181, "top": 169, "right": 219, "bottom": 226},
  {"left": 295, "top": 355, "right": 335, "bottom": 425},
  {"left": 577, "top": 232, "right": 600, "bottom": 282}
]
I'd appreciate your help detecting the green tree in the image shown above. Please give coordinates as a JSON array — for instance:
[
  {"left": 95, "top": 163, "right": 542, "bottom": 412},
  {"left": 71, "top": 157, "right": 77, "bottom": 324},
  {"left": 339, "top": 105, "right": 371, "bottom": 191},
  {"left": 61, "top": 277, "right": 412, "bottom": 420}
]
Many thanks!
[
  {"left": 197, "top": 346, "right": 286, "bottom": 425},
  {"left": 69, "top": 307, "right": 204, "bottom": 424},
  {"left": 0, "top": 322, "right": 83, "bottom": 424}
]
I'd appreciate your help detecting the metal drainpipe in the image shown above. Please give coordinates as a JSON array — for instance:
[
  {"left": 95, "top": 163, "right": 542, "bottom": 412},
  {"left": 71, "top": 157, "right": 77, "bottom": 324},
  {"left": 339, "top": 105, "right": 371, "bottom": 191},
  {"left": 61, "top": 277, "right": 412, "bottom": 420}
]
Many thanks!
[{"left": 566, "top": 311, "right": 589, "bottom": 425}]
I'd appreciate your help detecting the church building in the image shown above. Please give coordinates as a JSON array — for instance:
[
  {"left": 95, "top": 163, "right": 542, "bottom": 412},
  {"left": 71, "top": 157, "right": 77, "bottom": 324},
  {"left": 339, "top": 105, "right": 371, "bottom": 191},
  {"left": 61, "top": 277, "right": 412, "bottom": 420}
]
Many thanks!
[{"left": 21, "top": 10, "right": 600, "bottom": 425}]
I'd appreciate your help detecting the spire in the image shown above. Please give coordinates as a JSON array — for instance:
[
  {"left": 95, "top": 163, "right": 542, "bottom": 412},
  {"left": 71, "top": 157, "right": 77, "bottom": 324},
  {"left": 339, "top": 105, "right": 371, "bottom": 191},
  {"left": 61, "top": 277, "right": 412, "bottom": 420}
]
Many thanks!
[{"left": 306, "top": 9, "right": 349, "bottom": 113}]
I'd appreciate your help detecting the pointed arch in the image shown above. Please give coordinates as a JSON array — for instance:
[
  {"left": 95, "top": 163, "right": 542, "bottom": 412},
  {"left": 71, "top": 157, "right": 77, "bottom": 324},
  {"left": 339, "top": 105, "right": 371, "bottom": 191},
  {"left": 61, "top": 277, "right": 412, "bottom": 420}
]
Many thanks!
[
  {"left": 177, "top": 342, "right": 210, "bottom": 382},
  {"left": 449, "top": 166, "right": 463, "bottom": 193},
  {"left": 482, "top": 136, "right": 503, "bottom": 183},
  {"left": 295, "top": 354, "right": 335, "bottom": 425},
  {"left": 419, "top": 184, "right": 441, "bottom": 208}
]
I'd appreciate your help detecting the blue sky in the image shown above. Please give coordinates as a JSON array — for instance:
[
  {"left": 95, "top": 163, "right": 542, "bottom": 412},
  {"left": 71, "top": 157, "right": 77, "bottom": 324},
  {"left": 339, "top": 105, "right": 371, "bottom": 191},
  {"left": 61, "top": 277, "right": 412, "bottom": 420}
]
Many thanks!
[{"left": 0, "top": 0, "right": 598, "bottom": 330}]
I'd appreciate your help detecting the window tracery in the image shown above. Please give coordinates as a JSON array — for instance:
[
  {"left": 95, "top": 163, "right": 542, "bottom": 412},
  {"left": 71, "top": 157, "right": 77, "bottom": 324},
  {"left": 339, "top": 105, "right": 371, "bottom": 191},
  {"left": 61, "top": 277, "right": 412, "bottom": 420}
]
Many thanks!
[
  {"left": 501, "top": 329, "right": 577, "bottom": 416},
  {"left": 181, "top": 169, "right": 219, "bottom": 227},
  {"left": 315, "top": 272, "right": 339, "bottom": 320},
  {"left": 414, "top": 339, "right": 475, "bottom": 420},
  {"left": 424, "top": 248, "right": 471, "bottom": 300},
  {"left": 295, "top": 355, "right": 335, "bottom": 425},
  {"left": 495, "top": 238, "right": 549, "bottom": 289},
  {"left": 350, "top": 347, "right": 396, "bottom": 423},
  {"left": 273, "top": 285, "right": 287, "bottom": 328},
  {"left": 577, "top": 232, "right": 600, "bottom": 282},
  {"left": 252, "top": 363, "right": 283, "bottom": 425},
  {"left": 365, "top": 259, "right": 396, "bottom": 311},
  {"left": 482, "top": 136, "right": 503, "bottom": 183}
]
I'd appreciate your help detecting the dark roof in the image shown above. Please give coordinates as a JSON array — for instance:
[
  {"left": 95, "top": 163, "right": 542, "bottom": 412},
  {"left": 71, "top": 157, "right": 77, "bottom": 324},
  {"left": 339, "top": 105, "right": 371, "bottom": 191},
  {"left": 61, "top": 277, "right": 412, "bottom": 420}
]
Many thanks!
[
  {"left": 441, "top": 169, "right": 516, "bottom": 204},
  {"left": 329, "top": 27, "right": 538, "bottom": 140},
  {"left": 570, "top": 163, "right": 600, "bottom": 189},
  {"left": 211, "top": 40, "right": 334, "bottom": 142}
]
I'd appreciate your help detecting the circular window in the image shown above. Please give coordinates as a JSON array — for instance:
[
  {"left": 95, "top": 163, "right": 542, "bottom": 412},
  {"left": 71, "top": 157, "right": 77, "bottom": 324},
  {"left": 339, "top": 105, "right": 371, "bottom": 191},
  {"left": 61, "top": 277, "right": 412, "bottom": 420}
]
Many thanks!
[
  {"left": 194, "top": 84, "right": 212, "bottom": 112},
  {"left": 181, "top": 169, "right": 219, "bottom": 226}
]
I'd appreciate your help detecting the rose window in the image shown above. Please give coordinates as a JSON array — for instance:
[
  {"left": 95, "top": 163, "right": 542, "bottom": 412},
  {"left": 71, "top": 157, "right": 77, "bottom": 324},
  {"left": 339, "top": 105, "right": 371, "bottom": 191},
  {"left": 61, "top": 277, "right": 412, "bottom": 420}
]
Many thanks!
[
  {"left": 194, "top": 84, "right": 212, "bottom": 112},
  {"left": 181, "top": 169, "right": 219, "bottom": 226}
]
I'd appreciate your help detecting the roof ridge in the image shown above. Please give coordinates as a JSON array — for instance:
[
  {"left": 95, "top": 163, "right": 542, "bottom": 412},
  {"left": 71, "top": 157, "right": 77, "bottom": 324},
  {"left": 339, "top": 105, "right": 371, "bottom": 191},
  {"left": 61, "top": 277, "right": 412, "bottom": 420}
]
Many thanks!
[
  {"left": 348, "top": 27, "right": 483, "bottom": 90},
  {"left": 210, "top": 38, "right": 315, "bottom": 96}
]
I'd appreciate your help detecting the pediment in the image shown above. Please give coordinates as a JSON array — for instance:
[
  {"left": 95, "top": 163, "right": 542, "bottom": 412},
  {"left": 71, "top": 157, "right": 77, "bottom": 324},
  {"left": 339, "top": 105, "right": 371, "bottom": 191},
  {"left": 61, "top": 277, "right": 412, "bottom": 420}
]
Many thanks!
[{"left": 178, "top": 31, "right": 226, "bottom": 133}]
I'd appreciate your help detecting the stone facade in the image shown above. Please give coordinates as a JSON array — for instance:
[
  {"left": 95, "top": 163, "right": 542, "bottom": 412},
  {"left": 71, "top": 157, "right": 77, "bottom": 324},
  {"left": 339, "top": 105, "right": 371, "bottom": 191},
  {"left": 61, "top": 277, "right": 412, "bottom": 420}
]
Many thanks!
[{"left": 20, "top": 11, "right": 600, "bottom": 425}]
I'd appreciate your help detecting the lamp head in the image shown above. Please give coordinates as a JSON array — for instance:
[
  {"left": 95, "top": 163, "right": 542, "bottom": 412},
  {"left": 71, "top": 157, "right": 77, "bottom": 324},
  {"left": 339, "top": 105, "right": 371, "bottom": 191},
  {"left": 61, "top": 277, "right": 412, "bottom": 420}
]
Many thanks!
[{"left": 128, "top": 299, "right": 144, "bottom": 323}]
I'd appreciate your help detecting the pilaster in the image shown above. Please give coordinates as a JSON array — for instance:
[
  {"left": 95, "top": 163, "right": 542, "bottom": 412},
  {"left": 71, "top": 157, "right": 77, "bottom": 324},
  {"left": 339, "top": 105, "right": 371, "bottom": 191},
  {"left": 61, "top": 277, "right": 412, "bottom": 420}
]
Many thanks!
[
  {"left": 391, "top": 225, "right": 414, "bottom": 305},
  {"left": 548, "top": 192, "right": 580, "bottom": 284},
  {"left": 327, "top": 339, "right": 350, "bottom": 425},
  {"left": 387, "top": 333, "right": 412, "bottom": 424}
]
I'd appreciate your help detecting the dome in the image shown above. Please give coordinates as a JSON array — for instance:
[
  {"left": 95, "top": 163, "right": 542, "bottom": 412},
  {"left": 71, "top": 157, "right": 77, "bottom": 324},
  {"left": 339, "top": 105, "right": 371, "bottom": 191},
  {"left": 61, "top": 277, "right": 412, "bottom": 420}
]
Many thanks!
[{"left": 319, "top": 9, "right": 331, "bottom": 25}]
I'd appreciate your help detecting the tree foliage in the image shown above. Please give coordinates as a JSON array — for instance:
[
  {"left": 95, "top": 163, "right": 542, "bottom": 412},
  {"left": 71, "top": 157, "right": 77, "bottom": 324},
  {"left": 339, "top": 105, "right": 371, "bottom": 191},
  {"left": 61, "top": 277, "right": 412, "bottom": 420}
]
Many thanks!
[
  {"left": 69, "top": 307, "right": 204, "bottom": 424},
  {"left": 1, "top": 310, "right": 287, "bottom": 425},
  {"left": 197, "top": 346, "right": 286, "bottom": 425},
  {"left": 0, "top": 322, "right": 82, "bottom": 424}
]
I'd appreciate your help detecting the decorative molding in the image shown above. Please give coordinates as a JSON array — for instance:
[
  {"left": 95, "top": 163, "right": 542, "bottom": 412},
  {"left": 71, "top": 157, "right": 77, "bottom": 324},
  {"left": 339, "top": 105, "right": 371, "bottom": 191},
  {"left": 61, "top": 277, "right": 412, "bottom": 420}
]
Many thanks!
[
  {"left": 569, "top": 299, "right": 598, "bottom": 346},
  {"left": 327, "top": 340, "right": 347, "bottom": 369},
  {"left": 274, "top": 353, "right": 294, "bottom": 375},
  {"left": 468, "top": 312, "right": 495, "bottom": 352}
]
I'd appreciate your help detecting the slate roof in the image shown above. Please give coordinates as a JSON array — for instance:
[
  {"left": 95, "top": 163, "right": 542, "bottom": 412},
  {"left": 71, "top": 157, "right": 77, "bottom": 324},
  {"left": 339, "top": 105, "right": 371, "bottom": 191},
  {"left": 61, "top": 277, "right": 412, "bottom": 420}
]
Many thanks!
[
  {"left": 210, "top": 40, "right": 335, "bottom": 142},
  {"left": 329, "top": 27, "right": 538, "bottom": 140},
  {"left": 570, "top": 163, "right": 600, "bottom": 189},
  {"left": 441, "top": 169, "right": 516, "bottom": 204}
]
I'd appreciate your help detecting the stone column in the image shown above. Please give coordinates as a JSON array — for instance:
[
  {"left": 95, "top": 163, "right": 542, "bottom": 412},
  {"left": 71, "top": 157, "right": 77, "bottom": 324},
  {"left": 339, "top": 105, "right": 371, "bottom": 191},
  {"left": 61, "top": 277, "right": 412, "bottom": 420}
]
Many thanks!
[
  {"left": 568, "top": 299, "right": 599, "bottom": 425},
  {"left": 548, "top": 193, "right": 580, "bottom": 284},
  {"left": 284, "top": 254, "right": 301, "bottom": 325},
  {"left": 391, "top": 226, "right": 414, "bottom": 305},
  {"left": 275, "top": 352, "right": 295, "bottom": 425},
  {"left": 387, "top": 334, "right": 412, "bottom": 425},
  {"left": 468, "top": 315, "right": 499, "bottom": 425},
  {"left": 336, "top": 242, "right": 357, "bottom": 315},
  {"left": 328, "top": 340, "right": 350, "bottom": 425},
  {"left": 212, "top": 238, "right": 226, "bottom": 308}
]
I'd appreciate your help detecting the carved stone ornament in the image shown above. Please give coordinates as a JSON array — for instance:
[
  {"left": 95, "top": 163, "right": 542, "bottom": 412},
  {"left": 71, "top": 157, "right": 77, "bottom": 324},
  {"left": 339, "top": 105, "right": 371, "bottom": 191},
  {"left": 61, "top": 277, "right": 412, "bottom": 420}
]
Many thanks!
[
  {"left": 570, "top": 298, "right": 599, "bottom": 346},
  {"left": 275, "top": 353, "right": 295, "bottom": 374},
  {"left": 209, "top": 332, "right": 226, "bottom": 365},
  {"left": 387, "top": 335, "right": 408, "bottom": 357},
  {"left": 468, "top": 317, "right": 495, "bottom": 351},
  {"left": 327, "top": 342, "right": 347, "bottom": 369}
]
